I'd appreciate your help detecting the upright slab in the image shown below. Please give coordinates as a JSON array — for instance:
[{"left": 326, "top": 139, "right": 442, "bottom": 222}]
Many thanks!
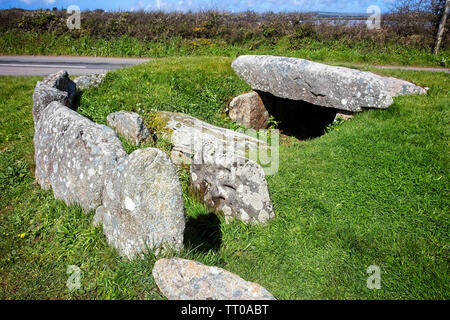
[
  {"left": 33, "top": 70, "right": 77, "bottom": 123},
  {"left": 34, "top": 101, "right": 127, "bottom": 211},
  {"left": 94, "top": 148, "right": 185, "bottom": 259}
]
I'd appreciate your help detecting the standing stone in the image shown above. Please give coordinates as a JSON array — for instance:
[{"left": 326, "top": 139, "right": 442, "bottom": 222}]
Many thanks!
[
  {"left": 94, "top": 148, "right": 185, "bottom": 259},
  {"left": 228, "top": 91, "right": 270, "bottom": 129},
  {"left": 107, "top": 111, "right": 153, "bottom": 146},
  {"left": 33, "top": 101, "right": 127, "bottom": 211},
  {"left": 73, "top": 73, "right": 106, "bottom": 91},
  {"left": 33, "top": 70, "right": 77, "bottom": 123},
  {"left": 191, "top": 143, "right": 275, "bottom": 225},
  {"left": 152, "top": 258, "right": 276, "bottom": 300},
  {"left": 232, "top": 55, "right": 426, "bottom": 112}
]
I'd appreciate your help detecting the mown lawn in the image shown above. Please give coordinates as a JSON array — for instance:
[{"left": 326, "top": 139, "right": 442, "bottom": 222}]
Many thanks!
[{"left": 0, "top": 56, "right": 448, "bottom": 299}]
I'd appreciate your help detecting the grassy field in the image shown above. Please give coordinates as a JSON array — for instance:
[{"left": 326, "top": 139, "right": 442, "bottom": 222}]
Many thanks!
[
  {"left": 1, "top": 31, "right": 449, "bottom": 68},
  {"left": 0, "top": 56, "right": 449, "bottom": 299}
]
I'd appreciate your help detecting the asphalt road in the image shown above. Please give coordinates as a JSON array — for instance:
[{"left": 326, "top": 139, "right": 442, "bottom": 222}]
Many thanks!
[{"left": 0, "top": 56, "right": 151, "bottom": 76}]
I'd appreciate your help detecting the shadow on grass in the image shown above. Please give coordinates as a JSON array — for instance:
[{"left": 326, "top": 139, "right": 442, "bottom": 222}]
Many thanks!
[{"left": 183, "top": 212, "right": 222, "bottom": 254}]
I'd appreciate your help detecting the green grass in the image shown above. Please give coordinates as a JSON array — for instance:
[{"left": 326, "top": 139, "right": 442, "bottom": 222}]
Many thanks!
[
  {"left": 0, "top": 57, "right": 449, "bottom": 299},
  {"left": 1, "top": 31, "right": 449, "bottom": 67}
]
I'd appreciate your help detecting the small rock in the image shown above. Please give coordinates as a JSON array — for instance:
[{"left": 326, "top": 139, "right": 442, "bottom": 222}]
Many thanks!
[
  {"left": 107, "top": 111, "right": 152, "bottom": 146},
  {"left": 152, "top": 258, "right": 276, "bottom": 300},
  {"left": 334, "top": 111, "right": 354, "bottom": 122},
  {"left": 95, "top": 148, "right": 185, "bottom": 259},
  {"left": 32, "top": 70, "right": 76, "bottom": 123},
  {"left": 73, "top": 73, "right": 106, "bottom": 91},
  {"left": 229, "top": 91, "right": 269, "bottom": 129},
  {"left": 191, "top": 143, "right": 275, "bottom": 225}
]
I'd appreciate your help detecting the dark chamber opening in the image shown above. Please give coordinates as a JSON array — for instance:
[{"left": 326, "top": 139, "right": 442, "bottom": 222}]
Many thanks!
[{"left": 257, "top": 90, "right": 339, "bottom": 140}]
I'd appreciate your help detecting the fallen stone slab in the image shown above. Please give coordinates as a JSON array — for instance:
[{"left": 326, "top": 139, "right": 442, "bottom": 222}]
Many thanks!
[
  {"left": 32, "top": 70, "right": 77, "bottom": 123},
  {"left": 147, "top": 111, "right": 269, "bottom": 165},
  {"left": 73, "top": 73, "right": 106, "bottom": 91},
  {"left": 94, "top": 148, "right": 185, "bottom": 259},
  {"left": 232, "top": 55, "right": 426, "bottom": 112},
  {"left": 228, "top": 91, "right": 269, "bottom": 129},
  {"left": 152, "top": 258, "right": 276, "bottom": 300},
  {"left": 34, "top": 101, "right": 127, "bottom": 211},
  {"left": 191, "top": 143, "right": 275, "bottom": 225},
  {"left": 107, "top": 111, "right": 153, "bottom": 146}
]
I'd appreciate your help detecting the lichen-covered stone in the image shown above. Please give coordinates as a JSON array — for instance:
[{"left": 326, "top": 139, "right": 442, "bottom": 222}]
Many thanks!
[
  {"left": 152, "top": 258, "right": 276, "bottom": 300},
  {"left": 232, "top": 55, "right": 426, "bottom": 112},
  {"left": 73, "top": 73, "right": 106, "bottom": 91},
  {"left": 148, "top": 111, "right": 269, "bottom": 165},
  {"left": 382, "top": 76, "right": 428, "bottom": 97},
  {"left": 107, "top": 111, "right": 152, "bottom": 146},
  {"left": 32, "top": 70, "right": 76, "bottom": 123},
  {"left": 191, "top": 143, "right": 275, "bottom": 225},
  {"left": 94, "top": 148, "right": 185, "bottom": 259},
  {"left": 33, "top": 101, "right": 127, "bottom": 211},
  {"left": 228, "top": 91, "right": 269, "bottom": 129}
]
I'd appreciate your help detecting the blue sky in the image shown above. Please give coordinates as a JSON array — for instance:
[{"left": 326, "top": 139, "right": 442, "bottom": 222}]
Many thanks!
[{"left": 0, "top": 0, "right": 397, "bottom": 13}]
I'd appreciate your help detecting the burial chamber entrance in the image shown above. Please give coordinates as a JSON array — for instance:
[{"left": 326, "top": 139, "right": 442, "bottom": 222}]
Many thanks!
[{"left": 256, "top": 90, "right": 341, "bottom": 140}]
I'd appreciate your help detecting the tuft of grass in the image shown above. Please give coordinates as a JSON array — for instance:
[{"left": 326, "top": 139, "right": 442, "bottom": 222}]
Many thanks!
[{"left": 0, "top": 57, "right": 448, "bottom": 299}]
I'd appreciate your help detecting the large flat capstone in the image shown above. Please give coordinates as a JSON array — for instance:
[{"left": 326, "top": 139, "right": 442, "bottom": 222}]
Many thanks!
[
  {"left": 33, "top": 101, "right": 128, "bottom": 211},
  {"left": 94, "top": 148, "right": 185, "bottom": 259},
  {"left": 232, "top": 55, "right": 426, "bottom": 112},
  {"left": 152, "top": 258, "right": 276, "bottom": 300}
]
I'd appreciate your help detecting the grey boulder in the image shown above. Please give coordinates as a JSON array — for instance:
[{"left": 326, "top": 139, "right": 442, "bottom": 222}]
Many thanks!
[
  {"left": 107, "top": 111, "right": 152, "bottom": 146},
  {"left": 33, "top": 101, "right": 127, "bottom": 211},
  {"left": 94, "top": 148, "right": 185, "bottom": 259},
  {"left": 32, "top": 70, "right": 77, "bottom": 123},
  {"left": 228, "top": 91, "right": 270, "bottom": 129},
  {"left": 191, "top": 143, "right": 275, "bottom": 225},
  {"left": 152, "top": 258, "right": 276, "bottom": 300},
  {"left": 73, "top": 73, "right": 106, "bottom": 91},
  {"left": 232, "top": 55, "right": 426, "bottom": 112}
]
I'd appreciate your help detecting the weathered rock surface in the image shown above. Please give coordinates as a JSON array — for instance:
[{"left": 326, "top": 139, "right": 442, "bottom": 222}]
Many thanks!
[
  {"left": 228, "top": 91, "right": 269, "bottom": 129},
  {"left": 94, "top": 148, "right": 185, "bottom": 259},
  {"left": 73, "top": 73, "right": 106, "bottom": 91},
  {"left": 191, "top": 143, "right": 275, "bottom": 225},
  {"left": 152, "top": 258, "right": 276, "bottom": 300},
  {"left": 32, "top": 70, "right": 77, "bottom": 123},
  {"left": 232, "top": 55, "right": 426, "bottom": 112},
  {"left": 147, "top": 111, "right": 269, "bottom": 165},
  {"left": 34, "top": 101, "right": 127, "bottom": 211},
  {"left": 383, "top": 76, "right": 428, "bottom": 97},
  {"left": 107, "top": 111, "right": 152, "bottom": 146}
]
